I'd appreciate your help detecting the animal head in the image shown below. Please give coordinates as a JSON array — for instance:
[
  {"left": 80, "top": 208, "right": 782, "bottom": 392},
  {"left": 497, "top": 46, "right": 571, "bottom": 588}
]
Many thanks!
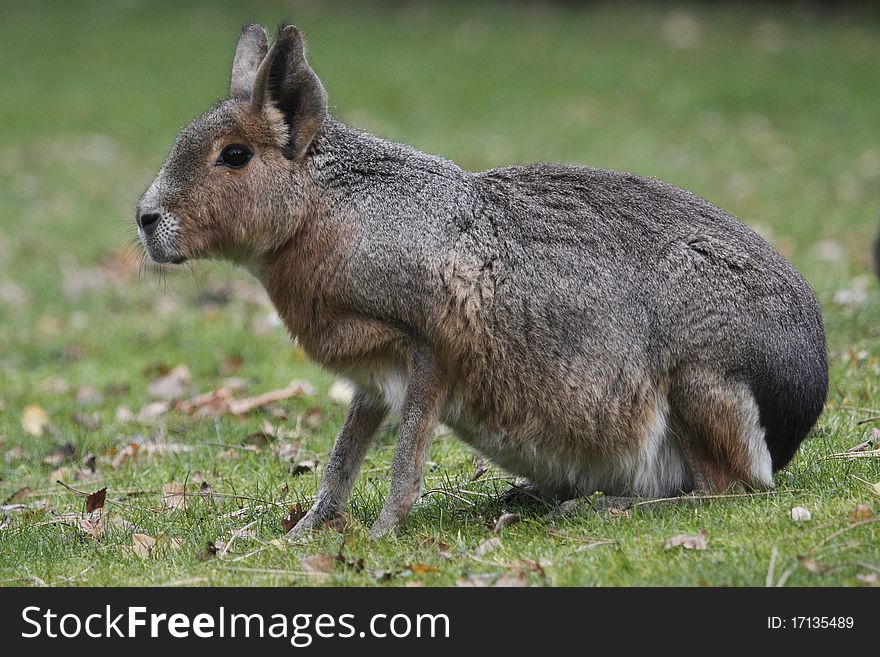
[{"left": 137, "top": 24, "right": 327, "bottom": 265}]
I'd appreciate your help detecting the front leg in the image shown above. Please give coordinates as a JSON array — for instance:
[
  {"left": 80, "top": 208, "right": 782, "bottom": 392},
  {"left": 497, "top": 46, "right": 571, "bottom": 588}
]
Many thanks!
[
  {"left": 287, "top": 390, "right": 387, "bottom": 538},
  {"left": 369, "top": 346, "right": 445, "bottom": 540}
]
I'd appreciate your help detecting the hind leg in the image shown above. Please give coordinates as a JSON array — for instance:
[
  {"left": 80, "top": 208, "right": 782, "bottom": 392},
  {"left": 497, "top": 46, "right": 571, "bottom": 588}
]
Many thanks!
[{"left": 669, "top": 370, "right": 773, "bottom": 493}]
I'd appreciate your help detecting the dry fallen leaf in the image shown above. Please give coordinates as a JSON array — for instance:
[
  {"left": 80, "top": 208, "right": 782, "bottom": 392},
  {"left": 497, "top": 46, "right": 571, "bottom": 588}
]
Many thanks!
[
  {"left": 162, "top": 483, "right": 187, "bottom": 511},
  {"left": 417, "top": 536, "right": 451, "bottom": 551},
  {"left": 71, "top": 411, "right": 101, "bottom": 430},
  {"left": 4, "top": 487, "right": 31, "bottom": 504},
  {"left": 244, "top": 431, "right": 274, "bottom": 448},
  {"left": 85, "top": 487, "right": 107, "bottom": 513},
  {"left": 132, "top": 533, "right": 156, "bottom": 559},
  {"left": 475, "top": 537, "right": 502, "bottom": 556},
  {"left": 228, "top": 381, "right": 315, "bottom": 415},
  {"left": 131, "top": 533, "right": 183, "bottom": 559},
  {"left": 493, "top": 571, "right": 529, "bottom": 587},
  {"left": 115, "top": 405, "right": 135, "bottom": 423},
  {"left": 407, "top": 563, "right": 441, "bottom": 575},
  {"left": 323, "top": 513, "right": 354, "bottom": 534},
  {"left": 281, "top": 503, "right": 307, "bottom": 534},
  {"left": 78, "top": 515, "right": 104, "bottom": 541},
  {"left": 111, "top": 443, "right": 139, "bottom": 469},
  {"left": 42, "top": 442, "right": 76, "bottom": 467},
  {"left": 790, "top": 506, "right": 812, "bottom": 521},
  {"left": 148, "top": 364, "right": 191, "bottom": 401},
  {"left": 456, "top": 573, "right": 495, "bottom": 587},
  {"left": 75, "top": 386, "right": 104, "bottom": 407},
  {"left": 21, "top": 404, "right": 50, "bottom": 436},
  {"left": 662, "top": 530, "right": 708, "bottom": 550},
  {"left": 492, "top": 513, "right": 519, "bottom": 533},
  {"left": 797, "top": 556, "right": 829, "bottom": 574},
  {"left": 300, "top": 553, "right": 336, "bottom": 575},
  {"left": 137, "top": 401, "right": 170, "bottom": 424},
  {"left": 176, "top": 381, "right": 314, "bottom": 417},
  {"left": 857, "top": 573, "right": 878, "bottom": 586},
  {"left": 850, "top": 504, "right": 874, "bottom": 521},
  {"left": 303, "top": 407, "right": 323, "bottom": 428},
  {"left": 219, "top": 355, "right": 244, "bottom": 376}
]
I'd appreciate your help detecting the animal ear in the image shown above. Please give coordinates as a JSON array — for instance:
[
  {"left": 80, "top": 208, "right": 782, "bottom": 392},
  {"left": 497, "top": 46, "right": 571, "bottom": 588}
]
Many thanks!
[
  {"left": 230, "top": 24, "right": 269, "bottom": 101},
  {"left": 251, "top": 24, "right": 327, "bottom": 160}
]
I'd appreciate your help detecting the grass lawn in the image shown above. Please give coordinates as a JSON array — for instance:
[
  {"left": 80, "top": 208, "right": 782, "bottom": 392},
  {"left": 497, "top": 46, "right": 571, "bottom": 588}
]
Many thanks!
[{"left": 1, "top": 0, "right": 879, "bottom": 587}]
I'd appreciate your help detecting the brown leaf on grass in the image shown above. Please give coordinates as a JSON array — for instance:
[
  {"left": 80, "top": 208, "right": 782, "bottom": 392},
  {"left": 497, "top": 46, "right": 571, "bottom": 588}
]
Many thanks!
[
  {"left": 456, "top": 573, "right": 495, "bottom": 587},
  {"left": 85, "top": 487, "right": 107, "bottom": 513},
  {"left": 42, "top": 442, "right": 76, "bottom": 467},
  {"left": 4, "top": 445, "right": 25, "bottom": 464},
  {"left": 281, "top": 503, "right": 306, "bottom": 534},
  {"left": 492, "top": 513, "right": 519, "bottom": 533},
  {"left": 131, "top": 533, "right": 183, "bottom": 559},
  {"left": 162, "top": 483, "right": 187, "bottom": 511},
  {"left": 790, "top": 506, "right": 812, "bottom": 521},
  {"left": 857, "top": 573, "right": 879, "bottom": 586},
  {"left": 176, "top": 381, "right": 314, "bottom": 417},
  {"left": 115, "top": 405, "right": 135, "bottom": 423},
  {"left": 291, "top": 459, "right": 318, "bottom": 476},
  {"left": 300, "top": 553, "right": 336, "bottom": 575},
  {"left": 219, "top": 355, "right": 244, "bottom": 376},
  {"left": 148, "top": 364, "right": 191, "bottom": 401},
  {"left": 137, "top": 401, "right": 170, "bottom": 424},
  {"left": 276, "top": 441, "right": 301, "bottom": 463},
  {"left": 21, "top": 404, "right": 50, "bottom": 436},
  {"left": 475, "top": 537, "right": 502, "bottom": 556},
  {"left": 132, "top": 533, "right": 156, "bottom": 558},
  {"left": 1, "top": 500, "right": 49, "bottom": 515},
  {"left": 303, "top": 407, "right": 324, "bottom": 428},
  {"left": 323, "top": 513, "right": 354, "bottom": 534},
  {"left": 71, "top": 411, "right": 101, "bottom": 430},
  {"left": 417, "top": 536, "right": 451, "bottom": 551},
  {"left": 407, "top": 563, "right": 441, "bottom": 574},
  {"left": 176, "top": 388, "right": 235, "bottom": 417},
  {"left": 851, "top": 504, "right": 874, "bottom": 521},
  {"left": 4, "top": 487, "right": 31, "bottom": 504},
  {"left": 78, "top": 516, "right": 104, "bottom": 541},
  {"left": 227, "top": 381, "right": 315, "bottom": 415},
  {"left": 797, "top": 556, "right": 829, "bottom": 574},
  {"left": 111, "top": 443, "right": 139, "bottom": 468},
  {"left": 493, "top": 571, "right": 530, "bottom": 587},
  {"left": 662, "top": 530, "right": 708, "bottom": 550},
  {"left": 244, "top": 431, "right": 274, "bottom": 448}
]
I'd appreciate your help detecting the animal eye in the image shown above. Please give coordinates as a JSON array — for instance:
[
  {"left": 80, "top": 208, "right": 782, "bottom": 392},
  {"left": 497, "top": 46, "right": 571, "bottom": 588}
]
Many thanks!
[{"left": 217, "top": 144, "right": 252, "bottom": 169}]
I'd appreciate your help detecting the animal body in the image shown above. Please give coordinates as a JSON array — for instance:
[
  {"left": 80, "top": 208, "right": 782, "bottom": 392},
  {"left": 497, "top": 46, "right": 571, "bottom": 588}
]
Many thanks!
[{"left": 138, "top": 24, "right": 828, "bottom": 538}]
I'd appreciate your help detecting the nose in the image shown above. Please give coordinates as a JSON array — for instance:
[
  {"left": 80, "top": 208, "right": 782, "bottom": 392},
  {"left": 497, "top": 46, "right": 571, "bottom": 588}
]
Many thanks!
[{"left": 137, "top": 211, "right": 161, "bottom": 237}]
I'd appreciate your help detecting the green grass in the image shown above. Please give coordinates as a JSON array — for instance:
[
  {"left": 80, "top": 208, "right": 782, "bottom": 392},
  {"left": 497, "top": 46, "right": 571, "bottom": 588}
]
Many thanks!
[{"left": 1, "top": 0, "right": 879, "bottom": 587}]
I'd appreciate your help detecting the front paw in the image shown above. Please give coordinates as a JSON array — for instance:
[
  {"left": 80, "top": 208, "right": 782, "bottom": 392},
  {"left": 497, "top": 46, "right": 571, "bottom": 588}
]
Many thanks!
[{"left": 368, "top": 514, "right": 400, "bottom": 541}]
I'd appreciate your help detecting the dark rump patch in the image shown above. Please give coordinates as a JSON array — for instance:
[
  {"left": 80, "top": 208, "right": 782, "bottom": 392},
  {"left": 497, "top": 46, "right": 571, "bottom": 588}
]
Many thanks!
[{"left": 745, "top": 350, "right": 828, "bottom": 471}]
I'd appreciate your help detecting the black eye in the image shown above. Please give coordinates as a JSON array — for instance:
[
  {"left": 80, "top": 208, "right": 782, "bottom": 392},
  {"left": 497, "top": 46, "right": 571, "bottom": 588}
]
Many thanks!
[{"left": 217, "top": 144, "right": 252, "bottom": 169}]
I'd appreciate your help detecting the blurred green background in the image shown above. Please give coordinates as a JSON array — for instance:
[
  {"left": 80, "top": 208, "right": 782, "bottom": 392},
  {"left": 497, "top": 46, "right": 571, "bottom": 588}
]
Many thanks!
[{"left": 0, "top": 1, "right": 878, "bottom": 586}]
